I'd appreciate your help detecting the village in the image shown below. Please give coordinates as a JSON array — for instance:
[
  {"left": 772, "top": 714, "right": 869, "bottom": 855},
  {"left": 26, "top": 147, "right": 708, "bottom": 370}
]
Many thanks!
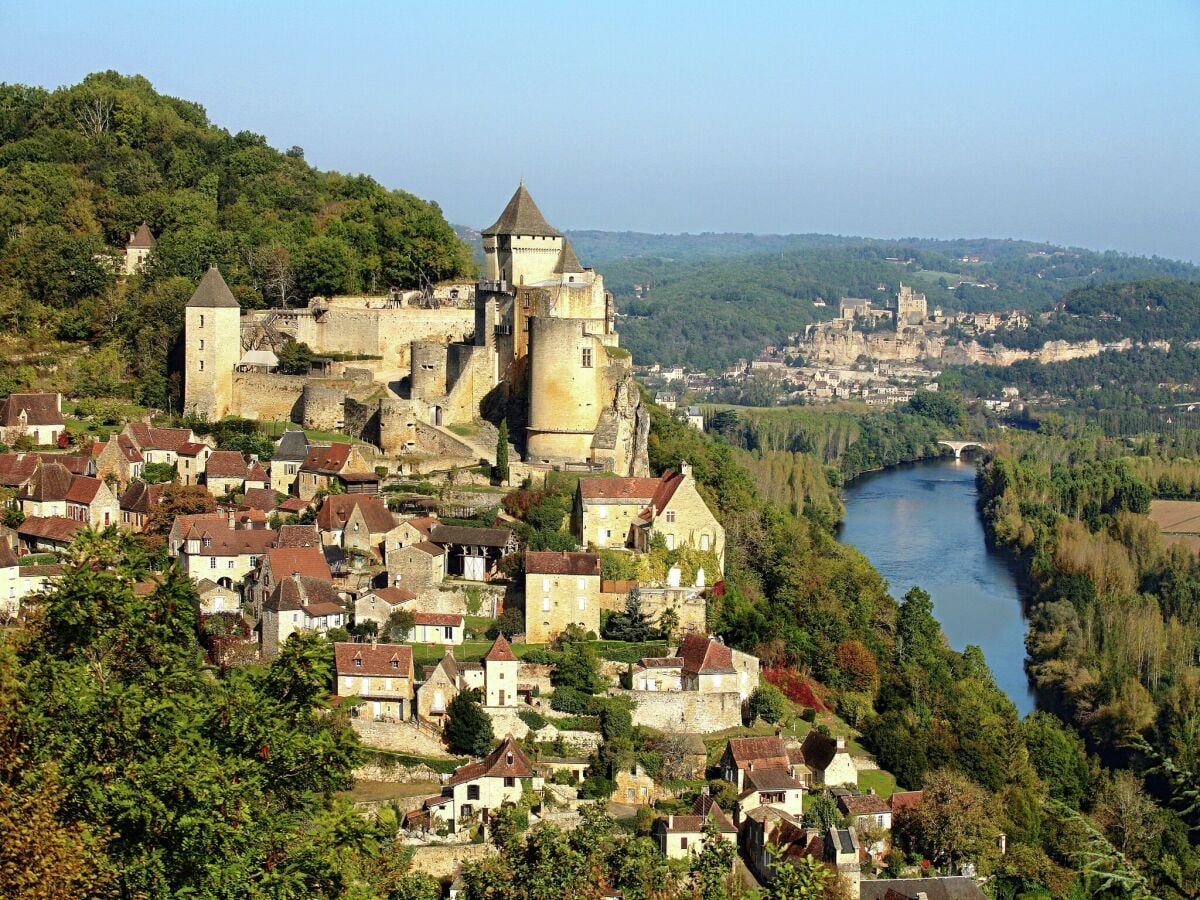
[{"left": 0, "top": 186, "right": 989, "bottom": 900}]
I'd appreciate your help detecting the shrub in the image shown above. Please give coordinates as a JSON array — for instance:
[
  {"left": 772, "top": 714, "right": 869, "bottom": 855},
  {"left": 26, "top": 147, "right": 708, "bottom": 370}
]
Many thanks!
[
  {"left": 486, "top": 607, "right": 524, "bottom": 639},
  {"left": 579, "top": 775, "right": 614, "bottom": 799},
  {"left": 550, "top": 686, "right": 588, "bottom": 715},
  {"left": 747, "top": 683, "right": 788, "bottom": 724},
  {"left": 517, "top": 709, "right": 548, "bottom": 732}
]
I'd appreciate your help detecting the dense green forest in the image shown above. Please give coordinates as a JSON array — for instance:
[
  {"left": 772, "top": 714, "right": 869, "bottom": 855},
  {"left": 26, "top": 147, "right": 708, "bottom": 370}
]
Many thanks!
[
  {"left": 562, "top": 230, "right": 1200, "bottom": 371},
  {"left": 0, "top": 71, "right": 475, "bottom": 408}
]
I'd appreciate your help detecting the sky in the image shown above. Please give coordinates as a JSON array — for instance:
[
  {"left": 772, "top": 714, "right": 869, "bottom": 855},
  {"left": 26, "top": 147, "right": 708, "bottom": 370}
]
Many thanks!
[{"left": 3, "top": 1, "right": 1199, "bottom": 260}]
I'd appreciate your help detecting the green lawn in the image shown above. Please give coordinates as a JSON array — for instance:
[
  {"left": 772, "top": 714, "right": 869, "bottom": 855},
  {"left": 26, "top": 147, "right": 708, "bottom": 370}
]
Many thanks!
[{"left": 857, "top": 768, "right": 898, "bottom": 798}]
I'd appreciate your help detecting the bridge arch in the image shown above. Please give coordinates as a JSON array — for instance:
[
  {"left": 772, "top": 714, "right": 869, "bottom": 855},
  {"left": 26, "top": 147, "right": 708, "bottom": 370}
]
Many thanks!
[{"left": 937, "top": 440, "right": 989, "bottom": 459}]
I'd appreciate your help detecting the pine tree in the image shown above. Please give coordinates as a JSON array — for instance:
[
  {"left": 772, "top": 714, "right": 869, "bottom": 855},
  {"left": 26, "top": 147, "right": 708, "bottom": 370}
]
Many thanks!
[
  {"left": 494, "top": 419, "right": 510, "bottom": 484},
  {"left": 446, "top": 690, "right": 494, "bottom": 757}
]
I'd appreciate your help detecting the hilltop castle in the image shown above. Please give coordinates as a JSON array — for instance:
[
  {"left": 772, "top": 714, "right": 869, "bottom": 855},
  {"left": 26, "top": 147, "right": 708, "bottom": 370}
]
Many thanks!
[{"left": 183, "top": 183, "right": 648, "bottom": 477}]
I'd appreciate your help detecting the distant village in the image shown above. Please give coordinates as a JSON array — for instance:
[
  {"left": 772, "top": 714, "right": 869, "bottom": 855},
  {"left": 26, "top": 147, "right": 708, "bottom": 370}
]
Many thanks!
[{"left": 0, "top": 187, "right": 993, "bottom": 899}]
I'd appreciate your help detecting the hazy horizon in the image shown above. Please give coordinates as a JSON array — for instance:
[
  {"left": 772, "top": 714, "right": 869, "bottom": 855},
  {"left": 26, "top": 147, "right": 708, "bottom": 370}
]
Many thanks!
[{"left": 3, "top": 1, "right": 1198, "bottom": 262}]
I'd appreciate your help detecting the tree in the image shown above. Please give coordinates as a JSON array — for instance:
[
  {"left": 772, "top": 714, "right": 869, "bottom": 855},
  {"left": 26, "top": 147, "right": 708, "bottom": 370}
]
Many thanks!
[
  {"left": 298, "top": 235, "right": 355, "bottom": 298},
  {"left": 604, "top": 590, "right": 653, "bottom": 642},
  {"left": 445, "top": 689, "right": 493, "bottom": 757},
  {"left": 766, "top": 850, "right": 832, "bottom": 899},
  {"left": 906, "top": 769, "right": 999, "bottom": 875},
  {"left": 486, "top": 607, "right": 523, "bottom": 640},
  {"left": 552, "top": 641, "right": 606, "bottom": 695},
  {"left": 747, "top": 682, "right": 787, "bottom": 724},
  {"left": 804, "top": 792, "right": 841, "bottom": 833},
  {"left": 1021, "top": 711, "right": 1090, "bottom": 807},
  {"left": 145, "top": 481, "right": 216, "bottom": 537},
  {"left": 383, "top": 607, "right": 415, "bottom": 642},
  {"left": 140, "top": 461, "right": 176, "bottom": 484},
  {"left": 691, "top": 819, "right": 736, "bottom": 899},
  {"left": 276, "top": 339, "right": 314, "bottom": 375},
  {"left": 253, "top": 244, "right": 295, "bottom": 308},
  {"left": 493, "top": 419, "right": 510, "bottom": 484}
]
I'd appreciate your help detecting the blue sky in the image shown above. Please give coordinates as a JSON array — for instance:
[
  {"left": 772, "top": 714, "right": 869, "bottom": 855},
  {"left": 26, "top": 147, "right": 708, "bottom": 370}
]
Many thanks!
[{"left": 3, "top": 1, "right": 1198, "bottom": 260}]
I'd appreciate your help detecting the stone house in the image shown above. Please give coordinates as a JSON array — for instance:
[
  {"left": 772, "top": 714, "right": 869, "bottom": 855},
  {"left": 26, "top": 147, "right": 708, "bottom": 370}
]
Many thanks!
[
  {"left": 523, "top": 550, "right": 601, "bottom": 643},
  {"left": 387, "top": 541, "right": 445, "bottom": 591},
  {"left": 297, "top": 443, "right": 376, "bottom": 501},
  {"left": 121, "top": 424, "right": 201, "bottom": 467},
  {"left": 611, "top": 762, "right": 660, "bottom": 805},
  {"left": 630, "top": 655, "right": 683, "bottom": 691},
  {"left": 269, "top": 429, "right": 310, "bottom": 495},
  {"left": 435, "top": 735, "right": 543, "bottom": 833},
  {"left": 64, "top": 476, "right": 120, "bottom": 528},
  {"left": 90, "top": 433, "right": 145, "bottom": 487},
  {"left": 17, "top": 516, "right": 85, "bottom": 553},
  {"left": 179, "top": 521, "right": 279, "bottom": 589},
  {"left": 574, "top": 463, "right": 724, "bottom": 570},
  {"left": 194, "top": 577, "right": 240, "bottom": 615},
  {"left": 260, "top": 573, "right": 345, "bottom": 658},
  {"left": 408, "top": 611, "right": 464, "bottom": 645},
  {"left": 482, "top": 633, "right": 519, "bottom": 708},
  {"left": 721, "top": 736, "right": 791, "bottom": 792},
  {"left": 247, "top": 545, "right": 333, "bottom": 611},
  {"left": 118, "top": 480, "right": 162, "bottom": 532},
  {"left": 651, "top": 795, "right": 737, "bottom": 860},
  {"left": 204, "top": 450, "right": 253, "bottom": 497},
  {"left": 741, "top": 807, "right": 809, "bottom": 884},
  {"left": 175, "top": 441, "right": 212, "bottom": 486},
  {"left": 0, "top": 453, "right": 39, "bottom": 492},
  {"left": 0, "top": 544, "right": 19, "bottom": 619},
  {"left": 678, "top": 632, "right": 759, "bottom": 700},
  {"left": 316, "top": 494, "right": 396, "bottom": 557},
  {"left": 685, "top": 408, "right": 704, "bottom": 431},
  {"left": 123, "top": 221, "right": 155, "bottom": 275},
  {"left": 416, "top": 652, "right": 463, "bottom": 723},
  {"left": 0, "top": 393, "right": 64, "bottom": 446},
  {"left": 333, "top": 641, "right": 415, "bottom": 722},
  {"left": 353, "top": 586, "right": 416, "bottom": 630},
  {"left": 838, "top": 791, "right": 892, "bottom": 857},
  {"left": 795, "top": 732, "right": 858, "bottom": 788},
  {"left": 734, "top": 765, "right": 805, "bottom": 825},
  {"left": 859, "top": 877, "right": 987, "bottom": 900},
  {"left": 16, "top": 462, "right": 73, "bottom": 518}
]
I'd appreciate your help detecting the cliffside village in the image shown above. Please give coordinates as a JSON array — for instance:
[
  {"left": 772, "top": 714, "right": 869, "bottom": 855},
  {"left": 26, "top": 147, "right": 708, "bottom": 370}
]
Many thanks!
[{"left": 0, "top": 189, "right": 989, "bottom": 898}]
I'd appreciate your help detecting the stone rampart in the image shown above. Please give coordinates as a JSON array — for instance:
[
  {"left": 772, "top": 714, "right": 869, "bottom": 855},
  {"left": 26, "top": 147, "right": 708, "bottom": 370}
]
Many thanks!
[{"left": 622, "top": 689, "right": 745, "bottom": 732}]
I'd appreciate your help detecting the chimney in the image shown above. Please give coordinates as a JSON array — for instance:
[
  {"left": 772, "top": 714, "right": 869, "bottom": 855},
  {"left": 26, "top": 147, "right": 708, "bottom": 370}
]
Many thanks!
[
  {"left": 835, "top": 736, "right": 846, "bottom": 751},
  {"left": 371, "top": 635, "right": 378, "bottom": 649},
  {"left": 667, "top": 814, "right": 673, "bottom": 828},
  {"left": 680, "top": 460, "right": 692, "bottom": 478}
]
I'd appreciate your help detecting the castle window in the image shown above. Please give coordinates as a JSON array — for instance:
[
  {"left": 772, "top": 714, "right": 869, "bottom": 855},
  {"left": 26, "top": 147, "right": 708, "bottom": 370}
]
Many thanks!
[
  {"left": 542, "top": 597, "right": 550, "bottom": 612},
  {"left": 581, "top": 348, "right": 593, "bottom": 368},
  {"left": 199, "top": 339, "right": 205, "bottom": 350},
  {"left": 199, "top": 315, "right": 204, "bottom": 328},
  {"left": 199, "top": 360, "right": 204, "bottom": 372}
]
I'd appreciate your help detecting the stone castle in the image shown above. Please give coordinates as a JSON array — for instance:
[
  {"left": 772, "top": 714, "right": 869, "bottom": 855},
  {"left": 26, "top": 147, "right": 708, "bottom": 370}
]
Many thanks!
[{"left": 183, "top": 183, "right": 649, "bottom": 476}]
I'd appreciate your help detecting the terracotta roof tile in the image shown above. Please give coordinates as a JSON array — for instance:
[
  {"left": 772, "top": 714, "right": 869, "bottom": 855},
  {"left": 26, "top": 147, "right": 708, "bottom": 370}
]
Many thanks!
[
  {"left": 241, "top": 487, "right": 280, "bottom": 512},
  {"left": 0, "top": 453, "right": 38, "bottom": 487},
  {"left": 265, "top": 546, "right": 331, "bottom": 581},
  {"left": 484, "top": 633, "right": 518, "bottom": 662},
  {"left": 265, "top": 574, "right": 340, "bottom": 613},
  {"left": 21, "top": 463, "right": 74, "bottom": 503},
  {"left": 300, "top": 443, "right": 350, "bottom": 474},
  {"left": 205, "top": 450, "right": 249, "bottom": 479},
  {"left": 364, "top": 586, "right": 415, "bottom": 605},
  {"left": 446, "top": 735, "right": 535, "bottom": 786},
  {"left": 579, "top": 476, "right": 660, "bottom": 501},
  {"left": 333, "top": 641, "right": 413, "bottom": 677},
  {"left": 413, "top": 611, "right": 463, "bottom": 627},
  {"left": 0, "top": 393, "right": 62, "bottom": 427},
  {"left": 17, "top": 516, "right": 85, "bottom": 543},
  {"left": 679, "top": 632, "right": 735, "bottom": 675},
  {"left": 316, "top": 495, "right": 395, "bottom": 533},
  {"left": 64, "top": 476, "right": 103, "bottom": 504},
  {"left": 525, "top": 550, "right": 599, "bottom": 577},
  {"left": 35, "top": 453, "right": 92, "bottom": 475},
  {"left": 888, "top": 790, "right": 923, "bottom": 813},
  {"left": 725, "top": 736, "right": 789, "bottom": 769}
]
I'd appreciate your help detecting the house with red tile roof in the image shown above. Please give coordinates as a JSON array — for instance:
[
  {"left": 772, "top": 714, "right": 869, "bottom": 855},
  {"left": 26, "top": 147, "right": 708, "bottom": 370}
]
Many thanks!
[
  {"left": 121, "top": 424, "right": 203, "bottom": 466},
  {"left": 575, "top": 462, "right": 725, "bottom": 571},
  {"left": 430, "top": 734, "right": 543, "bottom": 832},
  {"left": 178, "top": 519, "right": 279, "bottom": 588},
  {"left": 297, "top": 442, "right": 376, "bottom": 501},
  {"left": 17, "top": 515, "right": 86, "bottom": 553},
  {"left": 260, "top": 573, "right": 346, "bottom": 658},
  {"left": 65, "top": 475, "right": 119, "bottom": 528},
  {"left": 408, "top": 611, "right": 464, "bottom": 645},
  {"left": 333, "top": 641, "right": 415, "bottom": 720},
  {"left": 523, "top": 550, "right": 601, "bottom": 643},
  {"left": 0, "top": 393, "right": 63, "bottom": 446},
  {"left": 16, "top": 462, "right": 74, "bottom": 518},
  {"left": 651, "top": 793, "right": 738, "bottom": 859},
  {"left": 483, "top": 633, "right": 520, "bottom": 708},
  {"left": 316, "top": 494, "right": 396, "bottom": 556},
  {"left": 175, "top": 441, "right": 211, "bottom": 486},
  {"left": 203, "top": 450, "right": 264, "bottom": 497},
  {"left": 0, "top": 453, "right": 40, "bottom": 491},
  {"left": 90, "top": 433, "right": 144, "bottom": 486},
  {"left": 34, "top": 453, "right": 95, "bottom": 477},
  {"left": 353, "top": 585, "right": 417, "bottom": 630}
]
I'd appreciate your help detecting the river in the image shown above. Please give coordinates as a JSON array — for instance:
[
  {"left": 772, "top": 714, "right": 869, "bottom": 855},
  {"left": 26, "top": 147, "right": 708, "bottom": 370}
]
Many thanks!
[{"left": 838, "top": 456, "right": 1035, "bottom": 716}]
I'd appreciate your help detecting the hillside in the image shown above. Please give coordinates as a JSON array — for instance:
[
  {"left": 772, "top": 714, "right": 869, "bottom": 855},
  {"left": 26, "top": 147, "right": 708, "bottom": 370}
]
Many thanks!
[
  {"left": 0, "top": 71, "right": 475, "bottom": 408},
  {"left": 559, "top": 231, "right": 1200, "bottom": 371}
]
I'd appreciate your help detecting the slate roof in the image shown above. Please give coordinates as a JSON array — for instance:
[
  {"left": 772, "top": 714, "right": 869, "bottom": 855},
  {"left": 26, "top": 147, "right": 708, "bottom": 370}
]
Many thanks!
[
  {"left": 0, "top": 393, "right": 62, "bottom": 427},
  {"left": 333, "top": 641, "right": 413, "bottom": 677},
  {"left": 446, "top": 735, "right": 535, "bottom": 786},
  {"left": 798, "top": 731, "right": 841, "bottom": 773},
  {"left": 679, "top": 632, "right": 735, "bottom": 675},
  {"left": 274, "top": 429, "right": 311, "bottom": 462},
  {"left": 484, "top": 633, "right": 518, "bottom": 663},
  {"left": 744, "top": 767, "right": 804, "bottom": 793},
  {"left": 482, "top": 183, "right": 561, "bottom": 238},
  {"left": 428, "top": 523, "right": 512, "bottom": 548},
  {"left": 186, "top": 265, "right": 240, "bottom": 308},
  {"left": 725, "top": 736, "right": 789, "bottom": 769},
  {"left": 525, "top": 550, "right": 600, "bottom": 577},
  {"left": 554, "top": 239, "right": 585, "bottom": 275},
  {"left": 127, "top": 222, "right": 156, "bottom": 249},
  {"left": 317, "top": 495, "right": 395, "bottom": 533},
  {"left": 205, "top": 450, "right": 249, "bottom": 479}
]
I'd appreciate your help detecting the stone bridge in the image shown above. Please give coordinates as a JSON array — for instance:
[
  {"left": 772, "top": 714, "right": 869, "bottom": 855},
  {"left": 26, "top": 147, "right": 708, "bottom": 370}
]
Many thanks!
[{"left": 938, "top": 440, "right": 991, "bottom": 459}]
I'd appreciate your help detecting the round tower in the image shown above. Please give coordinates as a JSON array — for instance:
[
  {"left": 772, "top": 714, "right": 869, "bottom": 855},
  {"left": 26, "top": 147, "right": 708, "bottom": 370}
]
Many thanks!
[{"left": 526, "top": 317, "right": 601, "bottom": 463}]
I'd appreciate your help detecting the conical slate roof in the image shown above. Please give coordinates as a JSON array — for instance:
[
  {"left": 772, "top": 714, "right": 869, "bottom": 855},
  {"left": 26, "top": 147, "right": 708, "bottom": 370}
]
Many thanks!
[
  {"left": 483, "top": 183, "right": 561, "bottom": 238},
  {"left": 187, "top": 265, "right": 240, "bottom": 309},
  {"left": 127, "top": 221, "right": 156, "bottom": 249},
  {"left": 554, "top": 239, "right": 585, "bottom": 275}
]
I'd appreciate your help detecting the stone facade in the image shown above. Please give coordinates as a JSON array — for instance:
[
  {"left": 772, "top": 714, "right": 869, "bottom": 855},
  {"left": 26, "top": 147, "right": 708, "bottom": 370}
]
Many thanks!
[
  {"left": 623, "top": 689, "right": 746, "bottom": 732},
  {"left": 523, "top": 551, "right": 602, "bottom": 644}
]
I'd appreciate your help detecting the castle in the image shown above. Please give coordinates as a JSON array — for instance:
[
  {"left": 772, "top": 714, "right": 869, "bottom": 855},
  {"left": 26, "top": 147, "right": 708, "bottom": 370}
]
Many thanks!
[{"left": 183, "top": 183, "right": 648, "bottom": 476}]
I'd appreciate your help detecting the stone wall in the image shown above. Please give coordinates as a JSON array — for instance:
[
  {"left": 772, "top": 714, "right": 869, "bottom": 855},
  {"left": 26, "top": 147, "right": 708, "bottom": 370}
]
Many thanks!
[
  {"left": 622, "top": 689, "right": 745, "bottom": 732},
  {"left": 408, "top": 844, "right": 491, "bottom": 879},
  {"left": 288, "top": 306, "right": 475, "bottom": 373}
]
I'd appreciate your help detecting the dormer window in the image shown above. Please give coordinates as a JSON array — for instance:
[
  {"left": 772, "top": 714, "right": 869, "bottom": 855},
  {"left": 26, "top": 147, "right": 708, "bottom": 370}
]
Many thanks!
[
  {"left": 354, "top": 659, "right": 362, "bottom": 668},
  {"left": 202, "top": 537, "right": 212, "bottom": 548},
  {"left": 390, "top": 660, "right": 399, "bottom": 669},
  {"left": 506, "top": 752, "right": 514, "bottom": 766}
]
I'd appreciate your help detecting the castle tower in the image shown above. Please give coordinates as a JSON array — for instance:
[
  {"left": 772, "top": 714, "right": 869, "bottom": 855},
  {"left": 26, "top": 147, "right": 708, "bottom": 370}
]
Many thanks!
[
  {"left": 123, "top": 222, "right": 156, "bottom": 276},
  {"left": 483, "top": 633, "right": 519, "bottom": 707},
  {"left": 526, "top": 316, "right": 605, "bottom": 464},
  {"left": 184, "top": 266, "right": 241, "bottom": 420},
  {"left": 481, "top": 182, "right": 564, "bottom": 287}
]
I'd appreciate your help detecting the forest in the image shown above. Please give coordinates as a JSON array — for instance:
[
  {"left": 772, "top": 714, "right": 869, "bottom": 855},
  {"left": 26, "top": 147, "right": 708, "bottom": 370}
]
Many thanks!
[
  {"left": 0, "top": 71, "right": 475, "bottom": 409},
  {"left": 570, "top": 230, "right": 1200, "bottom": 371}
]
